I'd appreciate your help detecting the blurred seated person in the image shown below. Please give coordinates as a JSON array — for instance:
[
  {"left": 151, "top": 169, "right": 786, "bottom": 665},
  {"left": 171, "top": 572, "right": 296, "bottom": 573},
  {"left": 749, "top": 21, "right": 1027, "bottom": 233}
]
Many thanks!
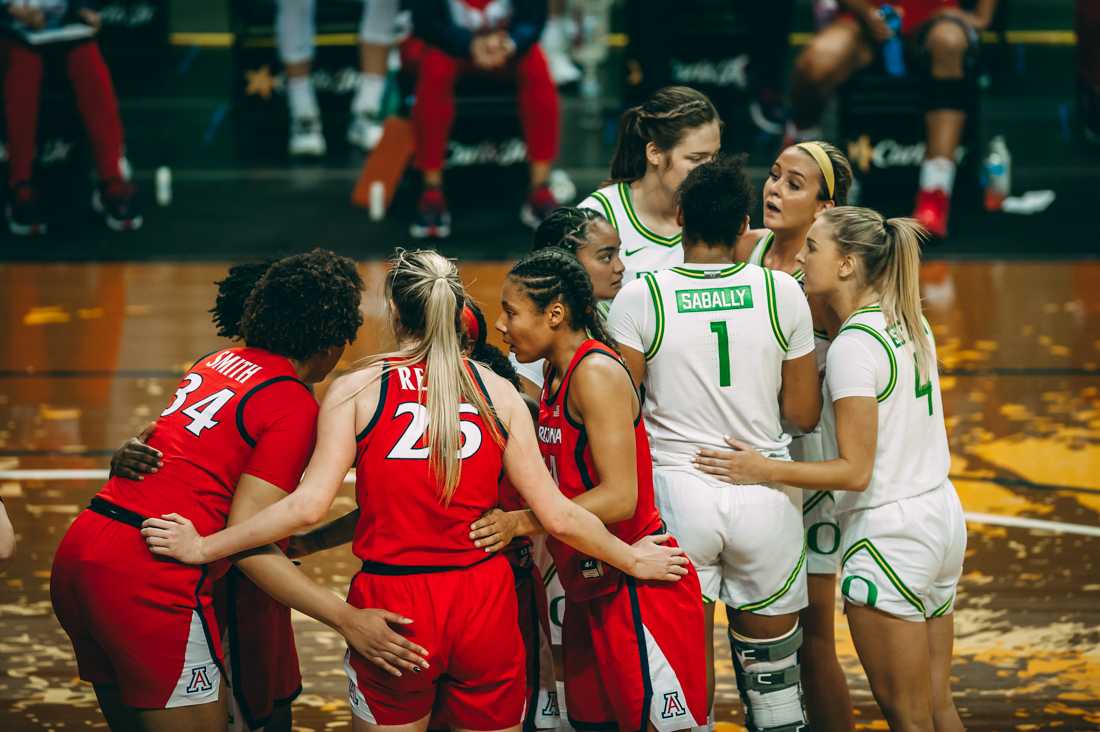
[
  {"left": 2, "top": 0, "right": 141, "bottom": 235},
  {"left": 786, "top": 0, "right": 997, "bottom": 237},
  {"left": 406, "top": 0, "right": 560, "bottom": 240},
  {"left": 277, "top": 0, "right": 406, "bottom": 156}
]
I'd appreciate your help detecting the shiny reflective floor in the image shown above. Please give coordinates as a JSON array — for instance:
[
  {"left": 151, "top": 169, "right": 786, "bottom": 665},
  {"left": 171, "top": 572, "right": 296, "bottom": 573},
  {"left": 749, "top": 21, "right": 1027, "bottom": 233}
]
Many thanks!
[{"left": 1, "top": 260, "right": 1098, "bottom": 730}]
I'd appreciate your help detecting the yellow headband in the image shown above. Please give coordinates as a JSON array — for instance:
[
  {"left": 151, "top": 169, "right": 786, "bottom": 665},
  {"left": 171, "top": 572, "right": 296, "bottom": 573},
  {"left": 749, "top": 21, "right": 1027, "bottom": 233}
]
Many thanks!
[{"left": 796, "top": 142, "right": 836, "bottom": 201}]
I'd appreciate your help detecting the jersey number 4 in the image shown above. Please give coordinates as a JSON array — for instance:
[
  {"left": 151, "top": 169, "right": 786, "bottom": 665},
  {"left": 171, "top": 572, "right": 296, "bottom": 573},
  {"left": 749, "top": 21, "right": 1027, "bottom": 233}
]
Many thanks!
[
  {"left": 161, "top": 373, "right": 236, "bottom": 437},
  {"left": 387, "top": 402, "right": 483, "bottom": 460}
]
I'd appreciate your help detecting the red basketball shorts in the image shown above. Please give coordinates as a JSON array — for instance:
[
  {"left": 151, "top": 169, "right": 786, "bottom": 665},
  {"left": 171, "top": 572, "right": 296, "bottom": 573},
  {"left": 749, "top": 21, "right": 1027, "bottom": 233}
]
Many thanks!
[
  {"left": 344, "top": 555, "right": 526, "bottom": 730},
  {"left": 216, "top": 568, "right": 302, "bottom": 730},
  {"left": 563, "top": 561, "right": 708, "bottom": 732},
  {"left": 51, "top": 505, "right": 224, "bottom": 709}
]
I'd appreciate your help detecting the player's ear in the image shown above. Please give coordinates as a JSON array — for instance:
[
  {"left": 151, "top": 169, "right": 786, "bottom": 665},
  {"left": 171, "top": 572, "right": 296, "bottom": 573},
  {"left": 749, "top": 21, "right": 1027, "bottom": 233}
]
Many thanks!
[
  {"left": 676, "top": 206, "right": 684, "bottom": 228},
  {"left": 645, "top": 141, "right": 663, "bottom": 169},
  {"left": 546, "top": 300, "right": 566, "bottom": 328}
]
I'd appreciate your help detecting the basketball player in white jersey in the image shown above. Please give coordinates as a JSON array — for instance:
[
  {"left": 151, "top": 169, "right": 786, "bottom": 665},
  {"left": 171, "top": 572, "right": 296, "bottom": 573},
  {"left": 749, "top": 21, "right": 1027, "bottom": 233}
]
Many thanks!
[
  {"left": 609, "top": 156, "right": 821, "bottom": 732},
  {"left": 735, "top": 140, "right": 856, "bottom": 731},
  {"left": 578, "top": 86, "right": 721, "bottom": 282},
  {"left": 696, "top": 207, "right": 966, "bottom": 732}
]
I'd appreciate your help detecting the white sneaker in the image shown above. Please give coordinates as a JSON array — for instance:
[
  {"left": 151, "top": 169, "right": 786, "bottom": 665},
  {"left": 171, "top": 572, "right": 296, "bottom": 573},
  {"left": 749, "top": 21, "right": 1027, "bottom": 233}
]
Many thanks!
[
  {"left": 347, "top": 113, "right": 384, "bottom": 151},
  {"left": 289, "top": 117, "right": 326, "bottom": 157}
]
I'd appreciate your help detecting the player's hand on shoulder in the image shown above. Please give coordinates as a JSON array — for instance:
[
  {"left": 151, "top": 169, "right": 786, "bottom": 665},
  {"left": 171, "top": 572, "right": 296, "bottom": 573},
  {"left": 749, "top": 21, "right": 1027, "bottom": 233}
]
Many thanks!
[
  {"left": 337, "top": 608, "right": 430, "bottom": 677},
  {"left": 627, "top": 533, "right": 690, "bottom": 582},
  {"left": 469, "top": 508, "right": 518, "bottom": 553},
  {"left": 141, "top": 513, "right": 206, "bottom": 564}
]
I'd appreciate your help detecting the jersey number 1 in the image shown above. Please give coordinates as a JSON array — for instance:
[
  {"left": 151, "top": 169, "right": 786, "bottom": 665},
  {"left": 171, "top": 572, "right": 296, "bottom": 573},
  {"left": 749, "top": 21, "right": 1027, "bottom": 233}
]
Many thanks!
[
  {"left": 161, "top": 373, "right": 236, "bottom": 436},
  {"left": 709, "top": 321, "right": 732, "bottom": 387}
]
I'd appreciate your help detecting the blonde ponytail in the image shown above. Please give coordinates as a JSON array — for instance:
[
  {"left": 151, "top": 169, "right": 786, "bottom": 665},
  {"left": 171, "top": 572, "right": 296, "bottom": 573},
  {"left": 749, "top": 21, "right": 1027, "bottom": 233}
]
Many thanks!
[
  {"left": 880, "top": 218, "right": 932, "bottom": 373},
  {"left": 354, "top": 249, "right": 504, "bottom": 503},
  {"left": 819, "top": 207, "right": 932, "bottom": 371}
]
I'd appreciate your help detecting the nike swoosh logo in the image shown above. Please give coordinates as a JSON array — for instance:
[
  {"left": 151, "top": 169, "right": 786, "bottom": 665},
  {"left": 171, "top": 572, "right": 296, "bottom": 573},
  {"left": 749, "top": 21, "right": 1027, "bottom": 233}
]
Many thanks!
[{"left": 624, "top": 247, "right": 646, "bottom": 257}]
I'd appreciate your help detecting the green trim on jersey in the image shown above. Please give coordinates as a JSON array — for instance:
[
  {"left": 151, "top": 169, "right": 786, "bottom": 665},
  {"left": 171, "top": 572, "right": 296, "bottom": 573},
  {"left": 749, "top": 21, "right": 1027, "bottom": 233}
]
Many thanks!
[
  {"left": 643, "top": 273, "right": 666, "bottom": 361},
  {"left": 669, "top": 262, "right": 747, "bottom": 279},
  {"left": 737, "top": 541, "right": 807, "bottom": 613},
  {"left": 763, "top": 268, "right": 789, "bottom": 352},
  {"left": 590, "top": 190, "right": 618, "bottom": 231},
  {"left": 930, "top": 593, "right": 954, "bottom": 617},
  {"left": 839, "top": 323, "right": 898, "bottom": 402},
  {"left": 750, "top": 231, "right": 803, "bottom": 280},
  {"left": 842, "top": 538, "right": 926, "bottom": 615},
  {"left": 813, "top": 328, "right": 831, "bottom": 341},
  {"left": 840, "top": 304, "right": 882, "bottom": 329},
  {"left": 618, "top": 182, "right": 682, "bottom": 247},
  {"left": 542, "top": 565, "right": 557, "bottom": 587},
  {"left": 802, "top": 490, "right": 832, "bottom": 515}
]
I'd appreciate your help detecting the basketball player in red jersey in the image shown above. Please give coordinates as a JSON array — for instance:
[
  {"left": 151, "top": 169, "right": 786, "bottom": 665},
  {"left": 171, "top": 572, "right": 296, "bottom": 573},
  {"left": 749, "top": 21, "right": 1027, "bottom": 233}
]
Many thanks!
[
  {"left": 51, "top": 250, "right": 423, "bottom": 731},
  {"left": 109, "top": 257, "right": 328, "bottom": 732},
  {"left": 141, "top": 248, "right": 689, "bottom": 731},
  {"left": 480, "top": 248, "right": 708, "bottom": 731}
]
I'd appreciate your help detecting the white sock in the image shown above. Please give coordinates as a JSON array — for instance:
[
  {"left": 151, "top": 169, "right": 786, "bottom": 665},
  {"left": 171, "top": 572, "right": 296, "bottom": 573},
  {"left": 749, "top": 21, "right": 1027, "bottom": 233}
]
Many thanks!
[
  {"left": 287, "top": 76, "right": 319, "bottom": 120},
  {"left": 920, "top": 156, "right": 956, "bottom": 195},
  {"left": 352, "top": 72, "right": 386, "bottom": 116}
]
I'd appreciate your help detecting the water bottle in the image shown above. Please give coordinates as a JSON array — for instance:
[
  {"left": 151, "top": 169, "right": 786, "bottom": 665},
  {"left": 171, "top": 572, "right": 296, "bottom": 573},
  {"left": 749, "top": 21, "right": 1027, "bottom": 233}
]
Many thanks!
[
  {"left": 879, "top": 5, "right": 906, "bottom": 77},
  {"left": 982, "top": 135, "right": 1012, "bottom": 211}
]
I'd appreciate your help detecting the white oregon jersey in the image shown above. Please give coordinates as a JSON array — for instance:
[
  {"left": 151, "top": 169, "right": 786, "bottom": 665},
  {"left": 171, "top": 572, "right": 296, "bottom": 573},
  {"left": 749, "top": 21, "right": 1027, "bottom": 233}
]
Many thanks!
[
  {"left": 609, "top": 261, "right": 814, "bottom": 466},
  {"left": 579, "top": 182, "right": 684, "bottom": 281},
  {"left": 826, "top": 306, "right": 950, "bottom": 514}
]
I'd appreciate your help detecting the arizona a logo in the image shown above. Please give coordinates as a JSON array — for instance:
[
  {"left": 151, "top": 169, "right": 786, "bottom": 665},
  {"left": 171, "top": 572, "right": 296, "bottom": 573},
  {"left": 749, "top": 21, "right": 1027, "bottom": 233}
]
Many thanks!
[
  {"left": 661, "top": 691, "right": 687, "bottom": 719},
  {"left": 186, "top": 666, "right": 213, "bottom": 694}
]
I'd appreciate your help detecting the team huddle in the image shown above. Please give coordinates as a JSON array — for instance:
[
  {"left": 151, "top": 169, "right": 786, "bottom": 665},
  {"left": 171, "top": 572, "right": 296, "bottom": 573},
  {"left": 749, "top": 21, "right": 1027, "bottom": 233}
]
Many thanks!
[{"left": 49, "top": 86, "right": 966, "bottom": 732}]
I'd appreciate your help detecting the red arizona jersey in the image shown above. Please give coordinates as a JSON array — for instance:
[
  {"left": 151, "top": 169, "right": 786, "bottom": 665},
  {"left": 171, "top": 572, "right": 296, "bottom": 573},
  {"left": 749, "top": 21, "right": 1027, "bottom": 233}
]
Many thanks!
[
  {"left": 353, "top": 360, "right": 506, "bottom": 567},
  {"left": 538, "top": 340, "right": 662, "bottom": 602},
  {"left": 98, "top": 347, "right": 318, "bottom": 540}
]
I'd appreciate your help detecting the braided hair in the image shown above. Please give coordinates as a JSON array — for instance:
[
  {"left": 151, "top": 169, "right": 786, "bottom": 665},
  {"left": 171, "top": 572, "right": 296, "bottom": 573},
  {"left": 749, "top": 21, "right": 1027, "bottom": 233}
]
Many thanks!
[
  {"left": 532, "top": 206, "right": 609, "bottom": 254},
  {"left": 507, "top": 249, "right": 616, "bottom": 351},
  {"left": 608, "top": 86, "right": 721, "bottom": 184}
]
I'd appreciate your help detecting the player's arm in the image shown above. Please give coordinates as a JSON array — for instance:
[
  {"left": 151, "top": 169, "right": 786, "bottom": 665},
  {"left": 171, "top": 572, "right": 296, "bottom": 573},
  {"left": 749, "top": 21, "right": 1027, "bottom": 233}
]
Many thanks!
[
  {"left": 0, "top": 499, "right": 15, "bottom": 563},
  {"left": 608, "top": 279, "right": 652, "bottom": 388},
  {"left": 694, "top": 396, "right": 877, "bottom": 491},
  {"left": 779, "top": 275, "right": 822, "bottom": 433},
  {"left": 227, "top": 476, "right": 428, "bottom": 677},
  {"left": 143, "top": 371, "right": 374, "bottom": 564},
  {"left": 473, "top": 369, "right": 688, "bottom": 582},
  {"left": 565, "top": 356, "right": 640, "bottom": 523},
  {"left": 287, "top": 509, "right": 360, "bottom": 558},
  {"left": 696, "top": 332, "right": 877, "bottom": 491}
]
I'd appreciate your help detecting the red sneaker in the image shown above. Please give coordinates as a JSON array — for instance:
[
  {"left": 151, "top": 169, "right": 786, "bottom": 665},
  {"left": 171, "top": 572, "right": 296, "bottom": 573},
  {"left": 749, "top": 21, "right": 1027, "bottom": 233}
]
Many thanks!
[
  {"left": 409, "top": 187, "right": 451, "bottom": 239},
  {"left": 913, "top": 188, "right": 950, "bottom": 239},
  {"left": 520, "top": 184, "right": 560, "bottom": 229}
]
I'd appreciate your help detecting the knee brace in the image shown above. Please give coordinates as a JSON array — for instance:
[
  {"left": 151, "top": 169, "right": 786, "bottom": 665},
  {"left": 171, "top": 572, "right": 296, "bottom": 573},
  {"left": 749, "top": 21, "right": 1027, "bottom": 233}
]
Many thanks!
[{"left": 728, "top": 624, "right": 808, "bottom": 732}]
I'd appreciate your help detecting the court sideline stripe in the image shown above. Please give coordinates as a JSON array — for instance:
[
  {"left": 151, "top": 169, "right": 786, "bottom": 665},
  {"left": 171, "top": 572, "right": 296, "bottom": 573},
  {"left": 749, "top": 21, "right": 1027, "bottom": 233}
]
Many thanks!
[{"left": 1, "top": 470, "right": 1098, "bottom": 537}]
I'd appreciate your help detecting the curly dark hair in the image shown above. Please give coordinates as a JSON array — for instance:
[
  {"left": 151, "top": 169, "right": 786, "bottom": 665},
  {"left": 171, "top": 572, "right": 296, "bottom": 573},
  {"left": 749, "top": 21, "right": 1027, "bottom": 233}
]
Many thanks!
[
  {"left": 240, "top": 249, "right": 364, "bottom": 360},
  {"left": 532, "top": 207, "right": 609, "bottom": 254},
  {"left": 507, "top": 249, "right": 616, "bottom": 351},
  {"left": 210, "top": 259, "right": 277, "bottom": 340},
  {"left": 678, "top": 155, "right": 755, "bottom": 247}
]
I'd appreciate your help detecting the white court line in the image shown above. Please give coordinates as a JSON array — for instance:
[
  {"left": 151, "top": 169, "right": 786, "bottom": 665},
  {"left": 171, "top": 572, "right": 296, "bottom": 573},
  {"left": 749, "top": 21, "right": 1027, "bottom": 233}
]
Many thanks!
[
  {"left": 2, "top": 469, "right": 1099, "bottom": 538},
  {"left": 963, "top": 511, "right": 1100, "bottom": 538}
]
